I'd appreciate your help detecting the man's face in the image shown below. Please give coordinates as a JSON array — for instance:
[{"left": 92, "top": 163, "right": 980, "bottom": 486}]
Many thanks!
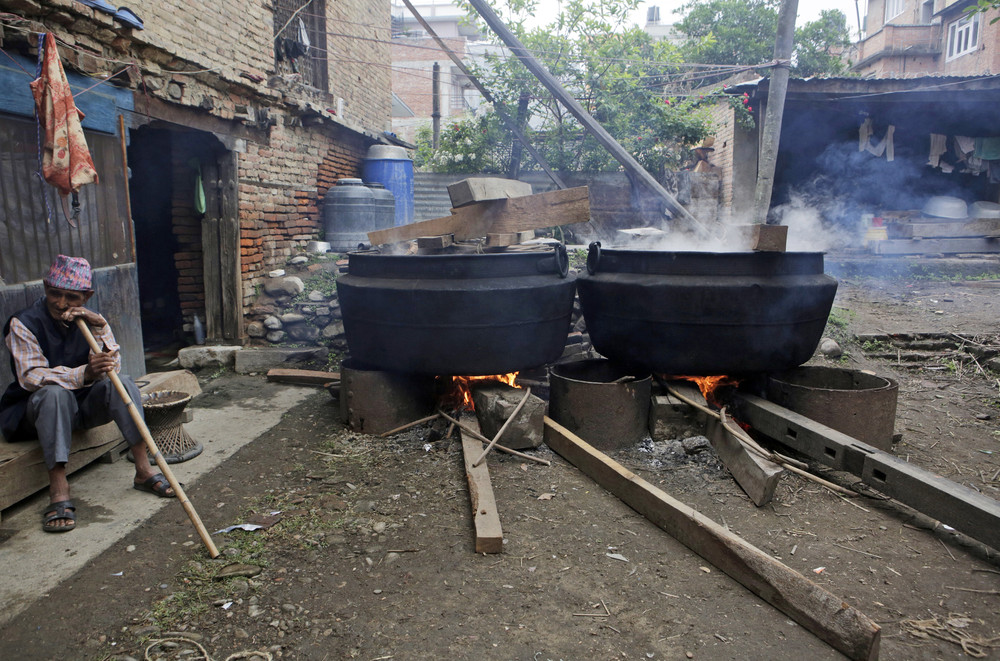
[{"left": 44, "top": 285, "right": 92, "bottom": 321}]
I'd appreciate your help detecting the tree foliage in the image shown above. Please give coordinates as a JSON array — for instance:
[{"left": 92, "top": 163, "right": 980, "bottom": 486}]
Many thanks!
[
  {"left": 674, "top": 0, "right": 852, "bottom": 78},
  {"left": 417, "top": 0, "right": 716, "bottom": 174}
]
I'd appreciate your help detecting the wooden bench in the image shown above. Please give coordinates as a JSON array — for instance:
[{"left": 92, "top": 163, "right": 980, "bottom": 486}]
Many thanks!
[{"left": 0, "top": 370, "right": 201, "bottom": 523}]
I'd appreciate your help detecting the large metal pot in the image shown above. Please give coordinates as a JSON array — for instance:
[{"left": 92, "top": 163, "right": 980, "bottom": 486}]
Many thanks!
[
  {"left": 336, "top": 246, "right": 575, "bottom": 375},
  {"left": 577, "top": 243, "right": 838, "bottom": 375}
]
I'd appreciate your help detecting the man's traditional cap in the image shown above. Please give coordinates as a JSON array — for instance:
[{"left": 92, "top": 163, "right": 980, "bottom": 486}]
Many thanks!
[{"left": 44, "top": 255, "right": 92, "bottom": 291}]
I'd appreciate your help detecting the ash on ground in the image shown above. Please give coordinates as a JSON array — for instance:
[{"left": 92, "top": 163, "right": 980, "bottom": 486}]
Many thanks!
[{"left": 619, "top": 435, "right": 725, "bottom": 472}]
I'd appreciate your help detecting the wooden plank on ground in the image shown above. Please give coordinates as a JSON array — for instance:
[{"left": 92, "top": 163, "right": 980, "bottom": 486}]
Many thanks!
[
  {"left": 448, "top": 177, "right": 533, "bottom": 208},
  {"left": 705, "top": 416, "right": 783, "bottom": 506},
  {"left": 874, "top": 237, "right": 1000, "bottom": 255},
  {"left": 368, "top": 186, "right": 589, "bottom": 245},
  {"left": 731, "top": 392, "right": 1000, "bottom": 552},
  {"left": 543, "top": 416, "right": 881, "bottom": 661},
  {"left": 460, "top": 426, "right": 503, "bottom": 553},
  {"left": 266, "top": 368, "right": 341, "bottom": 386}
]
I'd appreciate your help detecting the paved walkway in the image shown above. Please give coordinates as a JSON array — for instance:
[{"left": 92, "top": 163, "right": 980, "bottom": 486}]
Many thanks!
[{"left": 0, "top": 383, "right": 311, "bottom": 628}]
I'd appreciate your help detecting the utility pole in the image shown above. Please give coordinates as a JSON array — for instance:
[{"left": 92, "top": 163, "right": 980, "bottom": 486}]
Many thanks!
[
  {"left": 752, "top": 0, "right": 798, "bottom": 225},
  {"left": 432, "top": 62, "right": 441, "bottom": 149}
]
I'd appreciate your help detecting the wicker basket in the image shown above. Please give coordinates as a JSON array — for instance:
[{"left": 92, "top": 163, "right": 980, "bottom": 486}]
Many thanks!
[{"left": 139, "top": 390, "right": 202, "bottom": 463}]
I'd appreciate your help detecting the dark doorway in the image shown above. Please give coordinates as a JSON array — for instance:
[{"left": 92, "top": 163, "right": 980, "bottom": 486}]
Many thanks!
[{"left": 128, "top": 126, "right": 182, "bottom": 354}]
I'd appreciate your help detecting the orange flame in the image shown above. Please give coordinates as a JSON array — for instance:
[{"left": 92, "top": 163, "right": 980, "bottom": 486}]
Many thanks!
[
  {"left": 673, "top": 375, "right": 739, "bottom": 408},
  {"left": 443, "top": 373, "right": 520, "bottom": 411}
]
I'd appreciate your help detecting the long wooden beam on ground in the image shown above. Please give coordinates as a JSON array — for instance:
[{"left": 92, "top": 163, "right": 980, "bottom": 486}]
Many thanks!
[
  {"left": 367, "top": 186, "right": 589, "bottom": 246},
  {"left": 543, "top": 416, "right": 881, "bottom": 661},
  {"left": 731, "top": 391, "right": 1000, "bottom": 551},
  {"left": 460, "top": 426, "right": 504, "bottom": 553}
]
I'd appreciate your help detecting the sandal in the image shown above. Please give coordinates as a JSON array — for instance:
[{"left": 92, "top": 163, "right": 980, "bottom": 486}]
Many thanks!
[
  {"left": 133, "top": 473, "right": 176, "bottom": 498},
  {"left": 42, "top": 500, "right": 76, "bottom": 533}
]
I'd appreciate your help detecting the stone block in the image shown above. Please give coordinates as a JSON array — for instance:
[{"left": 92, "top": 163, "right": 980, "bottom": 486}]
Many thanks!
[
  {"left": 471, "top": 383, "right": 546, "bottom": 450},
  {"left": 234, "top": 347, "right": 328, "bottom": 374},
  {"left": 178, "top": 345, "right": 242, "bottom": 370}
]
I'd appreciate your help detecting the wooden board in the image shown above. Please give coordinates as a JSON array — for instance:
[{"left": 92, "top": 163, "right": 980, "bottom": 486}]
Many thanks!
[
  {"left": 266, "top": 368, "right": 341, "bottom": 386},
  {"left": 448, "top": 177, "right": 533, "bottom": 208},
  {"left": 461, "top": 427, "right": 503, "bottom": 553},
  {"left": 543, "top": 416, "right": 881, "bottom": 661},
  {"left": 731, "top": 392, "right": 1000, "bottom": 552},
  {"left": 368, "top": 187, "right": 589, "bottom": 246},
  {"left": 887, "top": 218, "right": 1000, "bottom": 239},
  {"left": 705, "top": 416, "right": 783, "bottom": 506},
  {"left": 874, "top": 237, "right": 1000, "bottom": 255}
]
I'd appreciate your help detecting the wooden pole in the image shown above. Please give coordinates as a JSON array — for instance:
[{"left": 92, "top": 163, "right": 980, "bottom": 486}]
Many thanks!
[
  {"left": 465, "top": 0, "right": 707, "bottom": 234},
  {"left": 751, "top": 0, "right": 799, "bottom": 224},
  {"left": 75, "top": 318, "right": 220, "bottom": 558},
  {"left": 472, "top": 387, "right": 531, "bottom": 467},
  {"left": 543, "top": 417, "right": 881, "bottom": 661},
  {"left": 117, "top": 114, "right": 137, "bottom": 262},
  {"left": 438, "top": 409, "right": 550, "bottom": 466}
]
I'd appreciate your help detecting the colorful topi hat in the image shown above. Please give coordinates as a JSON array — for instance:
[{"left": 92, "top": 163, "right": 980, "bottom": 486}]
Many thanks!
[{"left": 44, "top": 255, "right": 93, "bottom": 291}]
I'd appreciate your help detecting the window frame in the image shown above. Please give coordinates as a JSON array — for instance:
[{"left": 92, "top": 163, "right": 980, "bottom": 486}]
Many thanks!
[
  {"left": 884, "top": 0, "right": 905, "bottom": 22},
  {"left": 946, "top": 12, "right": 981, "bottom": 61}
]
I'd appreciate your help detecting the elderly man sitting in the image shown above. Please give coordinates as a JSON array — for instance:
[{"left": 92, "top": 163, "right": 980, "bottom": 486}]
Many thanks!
[{"left": 0, "top": 255, "right": 174, "bottom": 533}]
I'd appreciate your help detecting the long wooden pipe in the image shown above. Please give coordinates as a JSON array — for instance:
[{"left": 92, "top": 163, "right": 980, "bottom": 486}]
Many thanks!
[{"left": 75, "top": 318, "right": 219, "bottom": 558}]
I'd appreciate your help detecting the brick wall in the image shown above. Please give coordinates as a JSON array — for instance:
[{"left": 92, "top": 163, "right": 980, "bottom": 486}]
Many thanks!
[{"left": 238, "top": 122, "right": 369, "bottom": 308}]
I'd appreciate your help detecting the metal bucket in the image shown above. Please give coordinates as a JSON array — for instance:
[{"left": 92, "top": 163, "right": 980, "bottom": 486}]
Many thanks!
[
  {"left": 765, "top": 366, "right": 898, "bottom": 451},
  {"left": 548, "top": 358, "right": 651, "bottom": 451}
]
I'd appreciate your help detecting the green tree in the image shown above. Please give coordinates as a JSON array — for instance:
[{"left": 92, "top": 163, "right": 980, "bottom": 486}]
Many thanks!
[
  {"left": 674, "top": 0, "right": 851, "bottom": 78},
  {"left": 415, "top": 0, "right": 715, "bottom": 174},
  {"left": 794, "top": 10, "right": 852, "bottom": 77},
  {"left": 675, "top": 0, "right": 779, "bottom": 70}
]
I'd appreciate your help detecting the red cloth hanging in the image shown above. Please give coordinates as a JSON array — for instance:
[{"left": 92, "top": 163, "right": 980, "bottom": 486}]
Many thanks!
[{"left": 29, "top": 32, "right": 98, "bottom": 196}]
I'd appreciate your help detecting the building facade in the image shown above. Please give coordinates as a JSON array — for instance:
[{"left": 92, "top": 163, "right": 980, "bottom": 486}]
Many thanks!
[
  {"left": 0, "top": 0, "right": 392, "bottom": 355},
  {"left": 853, "top": 0, "right": 1000, "bottom": 76}
]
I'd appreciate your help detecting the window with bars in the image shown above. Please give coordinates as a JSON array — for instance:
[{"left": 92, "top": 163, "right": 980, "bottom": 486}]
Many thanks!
[
  {"left": 946, "top": 13, "right": 980, "bottom": 60},
  {"left": 273, "top": 0, "right": 328, "bottom": 92},
  {"left": 884, "top": 0, "right": 904, "bottom": 22}
]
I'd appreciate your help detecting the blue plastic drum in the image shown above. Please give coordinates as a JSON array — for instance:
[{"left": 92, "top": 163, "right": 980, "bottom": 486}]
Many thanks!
[{"left": 362, "top": 145, "right": 414, "bottom": 227}]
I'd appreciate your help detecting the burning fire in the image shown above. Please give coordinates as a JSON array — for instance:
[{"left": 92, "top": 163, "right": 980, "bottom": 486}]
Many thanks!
[
  {"left": 671, "top": 375, "right": 739, "bottom": 408},
  {"left": 443, "top": 373, "right": 520, "bottom": 410}
]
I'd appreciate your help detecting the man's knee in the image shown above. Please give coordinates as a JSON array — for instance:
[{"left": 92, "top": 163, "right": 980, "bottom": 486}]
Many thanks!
[{"left": 28, "top": 385, "right": 76, "bottom": 411}]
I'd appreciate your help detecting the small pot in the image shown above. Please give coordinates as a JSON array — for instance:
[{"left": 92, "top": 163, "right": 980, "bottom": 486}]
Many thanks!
[{"left": 923, "top": 196, "right": 968, "bottom": 219}]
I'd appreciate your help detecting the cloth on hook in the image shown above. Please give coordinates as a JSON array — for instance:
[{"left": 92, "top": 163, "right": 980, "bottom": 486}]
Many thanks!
[
  {"left": 928, "top": 134, "right": 947, "bottom": 168},
  {"left": 955, "top": 135, "right": 975, "bottom": 155},
  {"left": 864, "top": 125, "right": 895, "bottom": 161},
  {"left": 29, "top": 33, "right": 98, "bottom": 198},
  {"left": 858, "top": 117, "right": 872, "bottom": 152}
]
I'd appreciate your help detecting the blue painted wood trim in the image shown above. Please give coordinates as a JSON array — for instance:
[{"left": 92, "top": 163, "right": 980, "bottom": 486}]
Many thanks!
[{"left": 0, "top": 51, "right": 134, "bottom": 135}]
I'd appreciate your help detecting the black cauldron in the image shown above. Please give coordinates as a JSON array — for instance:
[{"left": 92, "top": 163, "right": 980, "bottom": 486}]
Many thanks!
[
  {"left": 577, "top": 243, "right": 838, "bottom": 375},
  {"left": 336, "top": 246, "right": 575, "bottom": 375}
]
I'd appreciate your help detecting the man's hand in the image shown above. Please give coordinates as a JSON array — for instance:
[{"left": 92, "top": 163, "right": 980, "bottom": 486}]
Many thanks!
[
  {"left": 84, "top": 349, "right": 117, "bottom": 382},
  {"left": 61, "top": 307, "right": 106, "bottom": 329}
]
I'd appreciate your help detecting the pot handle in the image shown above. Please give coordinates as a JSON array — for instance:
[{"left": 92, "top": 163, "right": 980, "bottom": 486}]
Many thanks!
[
  {"left": 536, "top": 243, "right": 570, "bottom": 278},
  {"left": 586, "top": 241, "right": 601, "bottom": 275}
]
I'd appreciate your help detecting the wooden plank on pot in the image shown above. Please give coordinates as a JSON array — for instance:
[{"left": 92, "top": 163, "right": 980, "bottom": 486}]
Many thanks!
[
  {"left": 448, "top": 177, "right": 533, "bottom": 208},
  {"left": 543, "top": 416, "right": 881, "bottom": 661},
  {"left": 731, "top": 392, "right": 1000, "bottom": 552},
  {"left": 461, "top": 426, "right": 503, "bottom": 553},
  {"left": 367, "top": 187, "right": 589, "bottom": 246},
  {"left": 874, "top": 237, "right": 1000, "bottom": 255},
  {"left": 417, "top": 234, "right": 454, "bottom": 251},
  {"left": 266, "top": 368, "right": 341, "bottom": 386},
  {"left": 486, "top": 230, "right": 534, "bottom": 248}
]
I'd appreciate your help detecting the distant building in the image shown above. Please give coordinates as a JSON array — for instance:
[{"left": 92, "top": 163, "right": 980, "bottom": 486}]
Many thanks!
[
  {"left": 391, "top": 0, "right": 494, "bottom": 143},
  {"left": 642, "top": 5, "right": 685, "bottom": 45},
  {"left": 852, "top": 0, "right": 1000, "bottom": 76}
]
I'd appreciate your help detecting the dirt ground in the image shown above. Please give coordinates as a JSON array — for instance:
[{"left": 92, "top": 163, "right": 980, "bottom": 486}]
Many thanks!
[{"left": 1, "top": 269, "right": 1000, "bottom": 661}]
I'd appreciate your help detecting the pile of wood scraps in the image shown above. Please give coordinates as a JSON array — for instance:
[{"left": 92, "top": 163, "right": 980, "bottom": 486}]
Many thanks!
[
  {"left": 875, "top": 210, "right": 1000, "bottom": 256},
  {"left": 366, "top": 177, "right": 590, "bottom": 252}
]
